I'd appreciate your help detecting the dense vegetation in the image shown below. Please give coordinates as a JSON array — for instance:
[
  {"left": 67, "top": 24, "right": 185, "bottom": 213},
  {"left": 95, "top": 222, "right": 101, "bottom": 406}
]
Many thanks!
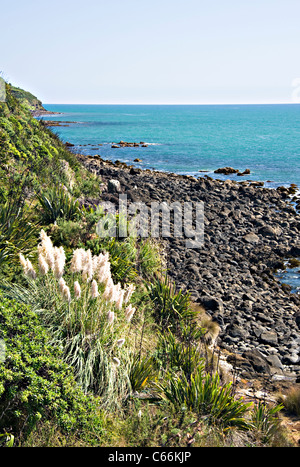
[
  {"left": 0, "top": 82, "right": 295, "bottom": 447},
  {"left": 10, "top": 86, "right": 45, "bottom": 112}
]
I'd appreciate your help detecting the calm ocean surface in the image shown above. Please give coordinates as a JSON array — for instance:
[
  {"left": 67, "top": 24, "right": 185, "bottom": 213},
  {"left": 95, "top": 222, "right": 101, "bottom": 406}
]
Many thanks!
[
  {"left": 44, "top": 104, "right": 300, "bottom": 189},
  {"left": 43, "top": 104, "right": 300, "bottom": 291}
]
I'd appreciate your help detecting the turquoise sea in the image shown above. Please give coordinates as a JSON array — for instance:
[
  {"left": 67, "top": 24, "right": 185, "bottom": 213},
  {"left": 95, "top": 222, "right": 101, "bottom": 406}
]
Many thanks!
[
  {"left": 43, "top": 104, "right": 300, "bottom": 190},
  {"left": 43, "top": 104, "right": 300, "bottom": 292}
]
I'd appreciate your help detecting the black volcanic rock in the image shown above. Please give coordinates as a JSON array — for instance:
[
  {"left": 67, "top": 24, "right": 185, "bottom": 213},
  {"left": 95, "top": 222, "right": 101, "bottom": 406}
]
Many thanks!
[{"left": 78, "top": 154, "right": 300, "bottom": 381}]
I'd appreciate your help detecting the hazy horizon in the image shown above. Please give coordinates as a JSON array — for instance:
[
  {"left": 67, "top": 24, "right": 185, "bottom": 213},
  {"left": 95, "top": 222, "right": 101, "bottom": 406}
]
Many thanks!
[
  {"left": 1, "top": 0, "right": 300, "bottom": 105},
  {"left": 44, "top": 101, "right": 300, "bottom": 106}
]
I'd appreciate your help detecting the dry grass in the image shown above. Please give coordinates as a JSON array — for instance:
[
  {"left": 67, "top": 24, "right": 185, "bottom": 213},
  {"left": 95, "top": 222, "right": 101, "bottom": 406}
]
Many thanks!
[{"left": 280, "top": 386, "right": 300, "bottom": 417}]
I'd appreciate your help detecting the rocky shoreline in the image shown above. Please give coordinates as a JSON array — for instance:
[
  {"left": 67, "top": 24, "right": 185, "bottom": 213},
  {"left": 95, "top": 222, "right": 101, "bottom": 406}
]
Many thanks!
[{"left": 76, "top": 153, "right": 300, "bottom": 389}]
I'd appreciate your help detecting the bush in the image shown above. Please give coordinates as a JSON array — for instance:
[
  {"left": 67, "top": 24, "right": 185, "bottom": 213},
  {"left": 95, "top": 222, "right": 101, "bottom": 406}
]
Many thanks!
[
  {"left": 155, "top": 366, "right": 252, "bottom": 432},
  {"left": 0, "top": 293, "right": 105, "bottom": 445},
  {"left": 147, "top": 274, "right": 193, "bottom": 331},
  {"left": 250, "top": 400, "right": 284, "bottom": 444},
  {"left": 154, "top": 329, "right": 206, "bottom": 377},
  {"left": 36, "top": 185, "right": 82, "bottom": 224},
  {"left": 0, "top": 185, "right": 39, "bottom": 268}
]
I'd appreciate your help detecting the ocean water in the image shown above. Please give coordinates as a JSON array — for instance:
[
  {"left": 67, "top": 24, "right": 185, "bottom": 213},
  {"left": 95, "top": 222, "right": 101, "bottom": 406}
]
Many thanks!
[
  {"left": 43, "top": 104, "right": 300, "bottom": 189},
  {"left": 42, "top": 104, "right": 300, "bottom": 292}
]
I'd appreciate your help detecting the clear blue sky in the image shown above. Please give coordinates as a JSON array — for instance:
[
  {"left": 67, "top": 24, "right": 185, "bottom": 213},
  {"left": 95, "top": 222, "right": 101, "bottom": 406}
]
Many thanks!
[{"left": 1, "top": 0, "right": 300, "bottom": 104}]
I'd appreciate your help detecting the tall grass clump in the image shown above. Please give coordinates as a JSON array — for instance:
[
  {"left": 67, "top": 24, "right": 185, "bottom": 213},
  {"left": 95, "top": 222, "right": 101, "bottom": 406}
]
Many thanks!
[
  {"left": 250, "top": 400, "right": 284, "bottom": 445},
  {"left": 0, "top": 185, "right": 39, "bottom": 268},
  {"left": 279, "top": 386, "right": 300, "bottom": 417},
  {"left": 155, "top": 365, "right": 252, "bottom": 432},
  {"left": 147, "top": 274, "right": 192, "bottom": 331},
  {"left": 2, "top": 229, "right": 138, "bottom": 409}
]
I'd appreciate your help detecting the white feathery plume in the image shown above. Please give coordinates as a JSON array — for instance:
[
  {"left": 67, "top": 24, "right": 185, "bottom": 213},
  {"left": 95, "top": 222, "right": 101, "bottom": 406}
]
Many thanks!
[
  {"left": 91, "top": 279, "right": 99, "bottom": 299},
  {"left": 125, "top": 304, "right": 136, "bottom": 322},
  {"left": 19, "top": 254, "right": 36, "bottom": 279},
  {"left": 96, "top": 251, "right": 109, "bottom": 270},
  {"left": 58, "top": 277, "right": 66, "bottom": 293},
  {"left": 38, "top": 253, "right": 49, "bottom": 276},
  {"left": 74, "top": 281, "right": 81, "bottom": 299},
  {"left": 112, "top": 357, "right": 120, "bottom": 367},
  {"left": 124, "top": 283, "right": 135, "bottom": 304},
  {"left": 96, "top": 254, "right": 111, "bottom": 285},
  {"left": 38, "top": 229, "right": 55, "bottom": 270},
  {"left": 116, "top": 338, "right": 125, "bottom": 348},
  {"left": 107, "top": 310, "right": 115, "bottom": 324},
  {"left": 112, "top": 282, "right": 121, "bottom": 303},
  {"left": 53, "top": 246, "right": 66, "bottom": 279},
  {"left": 19, "top": 253, "right": 28, "bottom": 275},
  {"left": 102, "top": 277, "right": 115, "bottom": 302},
  {"left": 70, "top": 248, "right": 86, "bottom": 273},
  {"left": 82, "top": 249, "right": 93, "bottom": 282},
  {"left": 115, "top": 288, "right": 125, "bottom": 310},
  {"left": 25, "top": 259, "right": 36, "bottom": 279},
  {"left": 62, "top": 284, "right": 71, "bottom": 303},
  {"left": 92, "top": 255, "right": 100, "bottom": 272},
  {"left": 19, "top": 253, "right": 28, "bottom": 272}
]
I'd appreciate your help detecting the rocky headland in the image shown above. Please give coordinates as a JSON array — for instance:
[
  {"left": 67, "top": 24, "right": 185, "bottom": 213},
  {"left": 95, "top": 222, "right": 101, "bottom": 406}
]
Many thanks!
[{"left": 77, "top": 153, "right": 300, "bottom": 390}]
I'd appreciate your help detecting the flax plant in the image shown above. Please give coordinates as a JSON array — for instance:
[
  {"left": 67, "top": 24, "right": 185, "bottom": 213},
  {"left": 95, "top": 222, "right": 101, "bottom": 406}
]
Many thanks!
[
  {"left": 2, "top": 229, "right": 138, "bottom": 409},
  {"left": 155, "top": 367, "right": 252, "bottom": 432}
]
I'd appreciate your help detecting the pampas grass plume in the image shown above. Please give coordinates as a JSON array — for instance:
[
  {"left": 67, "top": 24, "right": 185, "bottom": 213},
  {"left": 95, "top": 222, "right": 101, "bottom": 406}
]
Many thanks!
[
  {"left": 125, "top": 304, "right": 135, "bottom": 322},
  {"left": 38, "top": 253, "right": 49, "bottom": 275},
  {"left": 62, "top": 284, "right": 71, "bottom": 303},
  {"left": 107, "top": 310, "right": 115, "bottom": 324},
  {"left": 91, "top": 279, "right": 99, "bottom": 298},
  {"left": 74, "top": 281, "right": 81, "bottom": 299}
]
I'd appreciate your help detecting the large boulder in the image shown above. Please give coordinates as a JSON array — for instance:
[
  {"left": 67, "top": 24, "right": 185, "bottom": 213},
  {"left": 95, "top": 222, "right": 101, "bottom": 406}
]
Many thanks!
[
  {"left": 214, "top": 167, "right": 239, "bottom": 175},
  {"left": 258, "top": 225, "right": 281, "bottom": 237},
  {"left": 108, "top": 179, "right": 121, "bottom": 193},
  {"left": 242, "top": 349, "right": 271, "bottom": 374},
  {"left": 243, "top": 232, "right": 260, "bottom": 243}
]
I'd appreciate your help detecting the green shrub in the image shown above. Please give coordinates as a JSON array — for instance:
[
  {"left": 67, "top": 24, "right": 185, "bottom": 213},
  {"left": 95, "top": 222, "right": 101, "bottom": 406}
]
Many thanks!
[
  {"left": 36, "top": 185, "right": 82, "bottom": 224},
  {"left": 0, "top": 187, "right": 39, "bottom": 268},
  {"left": 147, "top": 274, "right": 193, "bottom": 330},
  {"left": 155, "top": 366, "right": 252, "bottom": 431},
  {"left": 0, "top": 83, "right": 101, "bottom": 200},
  {"left": 250, "top": 401, "right": 284, "bottom": 444},
  {"left": 154, "top": 329, "right": 205, "bottom": 378},
  {"left": 0, "top": 293, "right": 105, "bottom": 445}
]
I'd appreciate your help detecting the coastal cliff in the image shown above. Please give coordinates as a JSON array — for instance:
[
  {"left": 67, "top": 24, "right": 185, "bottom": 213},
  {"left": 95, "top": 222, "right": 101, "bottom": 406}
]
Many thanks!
[
  {"left": 10, "top": 84, "right": 59, "bottom": 116},
  {"left": 10, "top": 85, "right": 46, "bottom": 113}
]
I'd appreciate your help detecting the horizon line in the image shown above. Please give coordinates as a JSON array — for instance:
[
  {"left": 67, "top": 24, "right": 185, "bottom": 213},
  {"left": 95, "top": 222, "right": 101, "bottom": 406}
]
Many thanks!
[{"left": 44, "top": 101, "right": 299, "bottom": 106}]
